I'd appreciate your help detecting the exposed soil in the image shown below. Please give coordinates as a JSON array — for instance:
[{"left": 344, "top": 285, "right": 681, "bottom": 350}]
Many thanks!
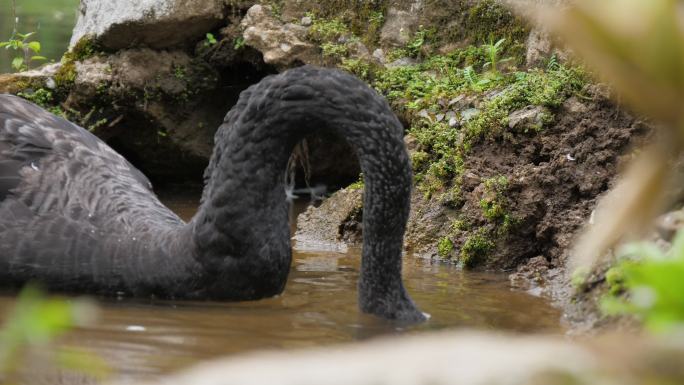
[{"left": 295, "top": 87, "right": 651, "bottom": 330}]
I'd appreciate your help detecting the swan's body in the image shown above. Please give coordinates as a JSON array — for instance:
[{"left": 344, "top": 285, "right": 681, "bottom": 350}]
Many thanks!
[{"left": 0, "top": 66, "right": 424, "bottom": 321}]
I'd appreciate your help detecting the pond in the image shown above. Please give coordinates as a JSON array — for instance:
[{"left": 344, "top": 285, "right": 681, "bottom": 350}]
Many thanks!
[
  {"left": 0, "top": 0, "right": 79, "bottom": 73},
  {"left": 0, "top": 3, "right": 563, "bottom": 382},
  {"left": 0, "top": 192, "right": 562, "bottom": 382}
]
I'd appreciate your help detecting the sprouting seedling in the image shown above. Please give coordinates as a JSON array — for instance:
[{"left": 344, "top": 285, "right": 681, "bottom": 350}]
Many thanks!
[
  {"left": 204, "top": 32, "right": 217, "bottom": 47},
  {"left": 0, "top": 31, "right": 46, "bottom": 72},
  {"left": 547, "top": 54, "right": 561, "bottom": 72},
  {"left": 463, "top": 65, "right": 493, "bottom": 92},
  {"left": 482, "top": 38, "right": 512, "bottom": 75},
  {"left": 463, "top": 65, "right": 478, "bottom": 86}
]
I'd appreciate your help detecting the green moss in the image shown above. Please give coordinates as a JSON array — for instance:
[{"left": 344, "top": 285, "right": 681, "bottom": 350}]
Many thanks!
[
  {"left": 340, "top": 58, "right": 372, "bottom": 80},
  {"left": 571, "top": 266, "right": 591, "bottom": 290},
  {"left": 460, "top": 228, "right": 494, "bottom": 268},
  {"left": 17, "top": 88, "right": 54, "bottom": 108},
  {"left": 53, "top": 60, "right": 77, "bottom": 88},
  {"left": 68, "top": 36, "right": 101, "bottom": 62},
  {"left": 348, "top": 173, "right": 364, "bottom": 190},
  {"left": 464, "top": 65, "right": 587, "bottom": 143},
  {"left": 605, "top": 266, "right": 626, "bottom": 296},
  {"left": 308, "top": 16, "right": 350, "bottom": 43},
  {"left": 479, "top": 175, "right": 513, "bottom": 230},
  {"left": 466, "top": 0, "right": 529, "bottom": 65},
  {"left": 321, "top": 42, "right": 349, "bottom": 59},
  {"left": 437, "top": 237, "right": 454, "bottom": 258},
  {"left": 300, "top": 0, "right": 388, "bottom": 44},
  {"left": 451, "top": 217, "right": 471, "bottom": 232}
]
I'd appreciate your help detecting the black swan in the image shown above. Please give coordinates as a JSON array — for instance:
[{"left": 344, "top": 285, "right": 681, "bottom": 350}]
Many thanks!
[{"left": 0, "top": 66, "right": 425, "bottom": 322}]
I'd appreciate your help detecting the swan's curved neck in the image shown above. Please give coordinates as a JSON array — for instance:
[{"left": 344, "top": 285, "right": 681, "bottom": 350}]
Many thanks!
[{"left": 190, "top": 67, "right": 424, "bottom": 321}]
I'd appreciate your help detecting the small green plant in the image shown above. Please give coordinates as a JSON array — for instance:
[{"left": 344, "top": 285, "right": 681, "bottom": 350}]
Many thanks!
[
  {"left": 1, "top": 31, "right": 46, "bottom": 71},
  {"left": 308, "top": 15, "right": 349, "bottom": 43},
  {"left": 173, "top": 64, "right": 187, "bottom": 80},
  {"left": 460, "top": 228, "right": 494, "bottom": 268},
  {"left": 479, "top": 175, "right": 514, "bottom": 230},
  {"left": 233, "top": 36, "right": 246, "bottom": 50},
  {"left": 601, "top": 230, "right": 684, "bottom": 332},
  {"left": 437, "top": 237, "right": 454, "bottom": 258},
  {"left": 340, "top": 58, "right": 371, "bottom": 79},
  {"left": 204, "top": 32, "right": 218, "bottom": 47},
  {"left": 17, "top": 88, "right": 54, "bottom": 108},
  {"left": 321, "top": 42, "right": 348, "bottom": 59},
  {"left": 0, "top": 286, "right": 108, "bottom": 383},
  {"left": 406, "top": 28, "right": 428, "bottom": 58},
  {"left": 482, "top": 38, "right": 512, "bottom": 76},
  {"left": 348, "top": 173, "right": 364, "bottom": 190}
]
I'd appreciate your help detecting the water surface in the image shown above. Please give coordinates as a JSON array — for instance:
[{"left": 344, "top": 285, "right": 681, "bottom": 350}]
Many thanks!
[{"left": 1, "top": 193, "right": 564, "bottom": 381}]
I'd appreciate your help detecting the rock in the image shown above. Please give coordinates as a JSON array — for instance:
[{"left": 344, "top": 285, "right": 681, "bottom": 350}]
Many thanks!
[
  {"left": 294, "top": 187, "right": 363, "bottom": 249},
  {"left": 460, "top": 108, "right": 480, "bottom": 123},
  {"left": 563, "top": 96, "right": 588, "bottom": 114},
  {"left": 74, "top": 59, "right": 113, "bottom": 88},
  {"left": 655, "top": 210, "right": 684, "bottom": 242},
  {"left": 508, "top": 105, "right": 551, "bottom": 131},
  {"left": 300, "top": 16, "right": 312, "bottom": 27},
  {"left": 526, "top": 28, "right": 553, "bottom": 68},
  {"left": 386, "top": 57, "right": 419, "bottom": 69},
  {"left": 584, "top": 83, "right": 612, "bottom": 102},
  {"left": 0, "top": 63, "right": 61, "bottom": 94},
  {"left": 70, "top": 0, "right": 230, "bottom": 50},
  {"left": 241, "top": 5, "right": 318, "bottom": 69},
  {"left": 372, "top": 48, "right": 386, "bottom": 65},
  {"left": 347, "top": 41, "right": 371, "bottom": 61},
  {"left": 404, "top": 134, "right": 419, "bottom": 152},
  {"left": 379, "top": 7, "right": 420, "bottom": 48},
  {"left": 448, "top": 94, "right": 474, "bottom": 110},
  {"left": 124, "top": 331, "right": 684, "bottom": 385}
]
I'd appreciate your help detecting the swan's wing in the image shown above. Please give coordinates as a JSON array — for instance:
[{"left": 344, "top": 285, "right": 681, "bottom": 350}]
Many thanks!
[
  {"left": 0, "top": 94, "right": 152, "bottom": 198},
  {"left": 0, "top": 94, "right": 178, "bottom": 231}
]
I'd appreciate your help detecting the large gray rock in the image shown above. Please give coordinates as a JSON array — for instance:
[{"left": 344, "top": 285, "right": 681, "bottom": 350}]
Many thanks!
[
  {"left": 240, "top": 4, "right": 318, "bottom": 68},
  {"left": 70, "top": 0, "right": 231, "bottom": 50},
  {"left": 379, "top": 7, "right": 420, "bottom": 48}
]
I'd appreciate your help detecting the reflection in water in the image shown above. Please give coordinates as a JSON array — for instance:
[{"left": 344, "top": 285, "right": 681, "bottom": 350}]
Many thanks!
[{"left": 0, "top": 192, "right": 562, "bottom": 382}]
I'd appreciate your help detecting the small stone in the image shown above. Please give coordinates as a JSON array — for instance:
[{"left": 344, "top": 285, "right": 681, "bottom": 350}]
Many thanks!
[
  {"left": 563, "top": 96, "right": 588, "bottom": 114},
  {"left": 45, "top": 77, "right": 56, "bottom": 89},
  {"left": 656, "top": 210, "right": 684, "bottom": 242},
  {"left": 435, "top": 113, "right": 445, "bottom": 122},
  {"left": 380, "top": 8, "right": 419, "bottom": 47},
  {"left": 460, "top": 108, "right": 480, "bottom": 123},
  {"left": 508, "top": 105, "right": 551, "bottom": 131},
  {"left": 448, "top": 116, "right": 459, "bottom": 128},
  {"left": 372, "top": 48, "right": 386, "bottom": 64},
  {"left": 386, "top": 57, "right": 418, "bottom": 69},
  {"left": 300, "top": 16, "right": 312, "bottom": 27}
]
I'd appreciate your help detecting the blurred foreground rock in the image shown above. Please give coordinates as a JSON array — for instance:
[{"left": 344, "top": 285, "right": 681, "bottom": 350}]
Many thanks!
[{"left": 125, "top": 331, "right": 684, "bottom": 385}]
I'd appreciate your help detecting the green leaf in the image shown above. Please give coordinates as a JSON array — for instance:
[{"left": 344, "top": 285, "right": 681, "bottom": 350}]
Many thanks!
[
  {"left": 18, "top": 32, "right": 35, "bottom": 39},
  {"left": 11, "top": 57, "right": 24, "bottom": 71},
  {"left": 30, "top": 56, "right": 47, "bottom": 61},
  {"left": 0, "top": 42, "right": 8, "bottom": 48},
  {"left": 27, "top": 41, "right": 40, "bottom": 53}
]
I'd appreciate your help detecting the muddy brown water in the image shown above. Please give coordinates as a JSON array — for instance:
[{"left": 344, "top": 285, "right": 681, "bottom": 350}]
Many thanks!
[{"left": 0, "top": 192, "right": 562, "bottom": 382}]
